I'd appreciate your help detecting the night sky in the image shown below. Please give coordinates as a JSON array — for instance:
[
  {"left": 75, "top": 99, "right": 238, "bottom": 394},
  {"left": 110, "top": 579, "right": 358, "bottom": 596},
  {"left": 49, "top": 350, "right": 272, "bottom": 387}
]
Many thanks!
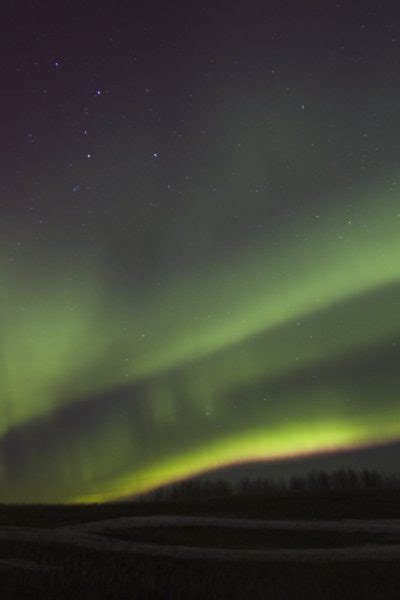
[{"left": 1, "top": 2, "right": 400, "bottom": 502}]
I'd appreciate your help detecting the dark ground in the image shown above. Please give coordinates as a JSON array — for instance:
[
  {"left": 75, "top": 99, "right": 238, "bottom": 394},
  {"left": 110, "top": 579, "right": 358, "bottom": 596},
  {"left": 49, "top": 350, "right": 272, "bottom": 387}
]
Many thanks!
[
  {"left": 1, "top": 488, "right": 400, "bottom": 599},
  {"left": 1, "top": 487, "right": 400, "bottom": 527}
]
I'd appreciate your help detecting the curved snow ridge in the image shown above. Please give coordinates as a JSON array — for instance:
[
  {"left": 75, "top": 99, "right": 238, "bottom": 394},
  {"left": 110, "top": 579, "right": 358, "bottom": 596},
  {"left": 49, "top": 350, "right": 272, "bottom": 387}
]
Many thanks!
[
  {"left": 59, "top": 515, "right": 400, "bottom": 534},
  {"left": 0, "top": 557, "right": 55, "bottom": 571},
  {"left": 0, "top": 523, "right": 400, "bottom": 563}
]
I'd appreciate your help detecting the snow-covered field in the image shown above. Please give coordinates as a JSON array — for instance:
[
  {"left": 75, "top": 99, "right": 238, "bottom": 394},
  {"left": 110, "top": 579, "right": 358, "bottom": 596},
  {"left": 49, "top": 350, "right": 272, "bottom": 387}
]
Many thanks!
[
  {"left": 1, "top": 516, "right": 400, "bottom": 563},
  {"left": 64, "top": 515, "right": 400, "bottom": 534}
]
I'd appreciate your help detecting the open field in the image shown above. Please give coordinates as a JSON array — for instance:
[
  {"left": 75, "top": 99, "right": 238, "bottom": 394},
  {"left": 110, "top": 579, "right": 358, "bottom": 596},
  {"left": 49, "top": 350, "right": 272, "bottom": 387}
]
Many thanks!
[
  {"left": 1, "top": 490, "right": 400, "bottom": 599},
  {"left": 2, "top": 487, "right": 400, "bottom": 527}
]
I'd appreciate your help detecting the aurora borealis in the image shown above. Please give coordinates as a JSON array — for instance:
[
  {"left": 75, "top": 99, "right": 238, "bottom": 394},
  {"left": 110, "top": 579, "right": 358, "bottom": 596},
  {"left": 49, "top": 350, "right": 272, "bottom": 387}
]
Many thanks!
[{"left": 1, "top": 2, "right": 400, "bottom": 502}]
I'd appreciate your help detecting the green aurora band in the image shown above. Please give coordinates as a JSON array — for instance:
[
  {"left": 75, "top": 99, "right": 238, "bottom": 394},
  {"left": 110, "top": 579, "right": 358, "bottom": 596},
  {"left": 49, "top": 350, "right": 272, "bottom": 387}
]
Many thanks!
[{"left": 1, "top": 179, "right": 400, "bottom": 503}]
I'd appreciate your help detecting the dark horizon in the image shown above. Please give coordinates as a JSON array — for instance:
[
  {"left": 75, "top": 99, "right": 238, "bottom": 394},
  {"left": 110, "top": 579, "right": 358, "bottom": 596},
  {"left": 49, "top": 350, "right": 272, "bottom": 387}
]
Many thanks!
[{"left": 198, "top": 439, "right": 400, "bottom": 484}]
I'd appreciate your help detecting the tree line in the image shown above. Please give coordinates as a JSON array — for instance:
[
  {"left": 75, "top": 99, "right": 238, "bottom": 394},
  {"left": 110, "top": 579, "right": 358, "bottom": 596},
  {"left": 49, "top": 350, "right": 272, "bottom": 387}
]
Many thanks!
[{"left": 141, "top": 469, "right": 400, "bottom": 501}]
